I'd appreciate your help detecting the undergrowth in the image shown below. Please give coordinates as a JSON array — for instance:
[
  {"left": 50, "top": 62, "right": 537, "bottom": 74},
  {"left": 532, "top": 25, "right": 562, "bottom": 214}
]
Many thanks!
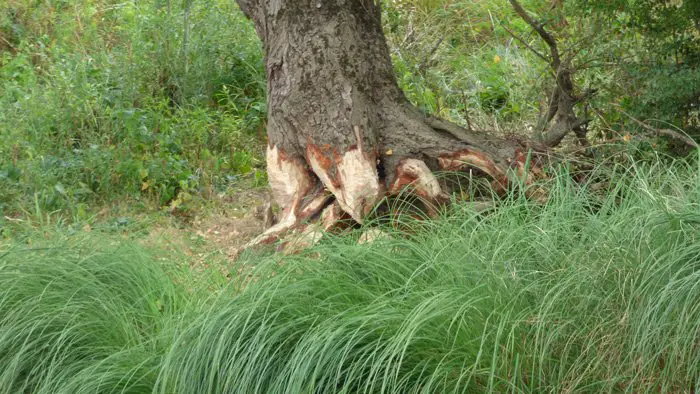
[
  {"left": 0, "top": 0, "right": 266, "bottom": 219},
  {"left": 1, "top": 158, "right": 698, "bottom": 393},
  {"left": 4, "top": 0, "right": 696, "bottom": 226}
]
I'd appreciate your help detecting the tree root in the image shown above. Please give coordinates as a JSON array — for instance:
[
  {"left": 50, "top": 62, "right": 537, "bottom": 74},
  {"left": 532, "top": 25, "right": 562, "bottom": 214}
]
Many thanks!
[{"left": 236, "top": 131, "right": 546, "bottom": 258}]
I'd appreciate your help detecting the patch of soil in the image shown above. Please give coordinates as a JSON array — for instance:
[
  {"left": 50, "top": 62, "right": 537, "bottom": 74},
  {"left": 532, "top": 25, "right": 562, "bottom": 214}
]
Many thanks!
[
  {"left": 138, "top": 186, "right": 272, "bottom": 278},
  {"left": 191, "top": 187, "right": 272, "bottom": 260}
]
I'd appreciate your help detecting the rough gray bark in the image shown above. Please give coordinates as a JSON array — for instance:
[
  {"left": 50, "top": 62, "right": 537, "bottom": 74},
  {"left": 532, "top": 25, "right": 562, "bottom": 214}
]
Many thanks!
[{"left": 236, "top": 0, "right": 538, "bottom": 246}]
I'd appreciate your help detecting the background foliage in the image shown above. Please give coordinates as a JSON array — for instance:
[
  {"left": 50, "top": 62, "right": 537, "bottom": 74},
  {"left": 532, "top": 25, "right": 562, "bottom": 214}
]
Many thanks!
[
  {"left": 1, "top": 0, "right": 266, "bottom": 220},
  {"left": 1, "top": 0, "right": 698, "bottom": 222},
  {"left": 386, "top": 0, "right": 699, "bottom": 141}
]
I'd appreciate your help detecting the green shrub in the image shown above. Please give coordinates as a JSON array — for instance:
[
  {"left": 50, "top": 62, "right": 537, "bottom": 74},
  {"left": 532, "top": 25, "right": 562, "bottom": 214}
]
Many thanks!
[
  {"left": 570, "top": 0, "right": 699, "bottom": 133},
  {"left": 385, "top": 1, "right": 552, "bottom": 129}
]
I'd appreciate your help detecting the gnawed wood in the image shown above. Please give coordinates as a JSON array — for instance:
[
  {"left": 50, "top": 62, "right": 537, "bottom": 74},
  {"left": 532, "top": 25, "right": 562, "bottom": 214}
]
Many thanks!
[
  {"left": 438, "top": 148, "right": 510, "bottom": 192},
  {"left": 266, "top": 145, "right": 314, "bottom": 217},
  {"left": 391, "top": 158, "right": 448, "bottom": 216},
  {"left": 307, "top": 145, "right": 381, "bottom": 224}
]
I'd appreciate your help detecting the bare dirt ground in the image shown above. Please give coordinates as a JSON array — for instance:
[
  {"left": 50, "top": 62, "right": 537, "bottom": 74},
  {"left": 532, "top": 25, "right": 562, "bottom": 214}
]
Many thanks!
[
  {"left": 140, "top": 186, "right": 272, "bottom": 277},
  {"left": 193, "top": 187, "right": 272, "bottom": 258}
]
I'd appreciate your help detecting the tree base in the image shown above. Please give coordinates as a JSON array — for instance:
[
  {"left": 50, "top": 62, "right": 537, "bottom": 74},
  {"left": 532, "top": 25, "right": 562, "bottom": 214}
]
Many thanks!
[
  {"left": 232, "top": 0, "right": 548, "bottom": 255},
  {"left": 238, "top": 106, "right": 545, "bottom": 255}
]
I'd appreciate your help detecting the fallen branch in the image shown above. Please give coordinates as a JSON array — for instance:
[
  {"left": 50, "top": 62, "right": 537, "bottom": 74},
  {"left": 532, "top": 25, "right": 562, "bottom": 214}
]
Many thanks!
[{"left": 617, "top": 108, "right": 698, "bottom": 149}]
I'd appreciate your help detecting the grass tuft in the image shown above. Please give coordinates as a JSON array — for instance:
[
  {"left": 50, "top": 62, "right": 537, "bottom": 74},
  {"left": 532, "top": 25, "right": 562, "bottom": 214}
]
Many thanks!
[
  {"left": 1, "top": 159, "right": 699, "bottom": 393},
  {"left": 0, "top": 236, "right": 191, "bottom": 394}
]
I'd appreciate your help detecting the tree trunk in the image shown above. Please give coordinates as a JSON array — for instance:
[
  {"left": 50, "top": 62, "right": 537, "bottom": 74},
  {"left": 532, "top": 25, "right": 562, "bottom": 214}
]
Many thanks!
[
  {"left": 540, "top": 64, "right": 589, "bottom": 147},
  {"left": 236, "top": 0, "right": 535, "bottom": 245}
]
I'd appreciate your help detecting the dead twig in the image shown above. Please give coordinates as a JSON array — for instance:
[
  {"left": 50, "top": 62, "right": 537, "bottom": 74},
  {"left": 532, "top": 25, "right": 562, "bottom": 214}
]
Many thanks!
[
  {"left": 418, "top": 37, "right": 444, "bottom": 74},
  {"left": 508, "top": 0, "right": 561, "bottom": 68}
]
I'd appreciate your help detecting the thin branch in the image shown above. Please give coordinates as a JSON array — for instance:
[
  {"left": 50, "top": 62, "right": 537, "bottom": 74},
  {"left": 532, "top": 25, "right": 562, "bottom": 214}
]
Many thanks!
[
  {"left": 617, "top": 108, "right": 698, "bottom": 149},
  {"left": 574, "top": 88, "right": 597, "bottom": 104},
  {"left": 418, "top": 37, "right": 444, "bottom": 74},
  {"left": 559, "top": 23, "right": 602, "bottom": 58},
  {"left": 508, "top": 0, "right": 561, "bottom": 68},
  {"left": 501, "top": 24, "right": 550, "bottom": 64},
  {"left": 400, "top": 13, "right": 415, "bottom": 48},
  {"left": 0, "top": 35, "right": 16, "bottom": 50}
]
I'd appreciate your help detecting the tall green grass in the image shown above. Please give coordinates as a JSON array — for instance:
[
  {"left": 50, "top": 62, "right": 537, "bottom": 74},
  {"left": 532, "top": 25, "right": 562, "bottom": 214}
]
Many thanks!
[
  {"left": 1, "top": 158, "right": 699, "bottom": 393},
  {"left": 0, "top": 235, "right": 195, "bottom": 393}
]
